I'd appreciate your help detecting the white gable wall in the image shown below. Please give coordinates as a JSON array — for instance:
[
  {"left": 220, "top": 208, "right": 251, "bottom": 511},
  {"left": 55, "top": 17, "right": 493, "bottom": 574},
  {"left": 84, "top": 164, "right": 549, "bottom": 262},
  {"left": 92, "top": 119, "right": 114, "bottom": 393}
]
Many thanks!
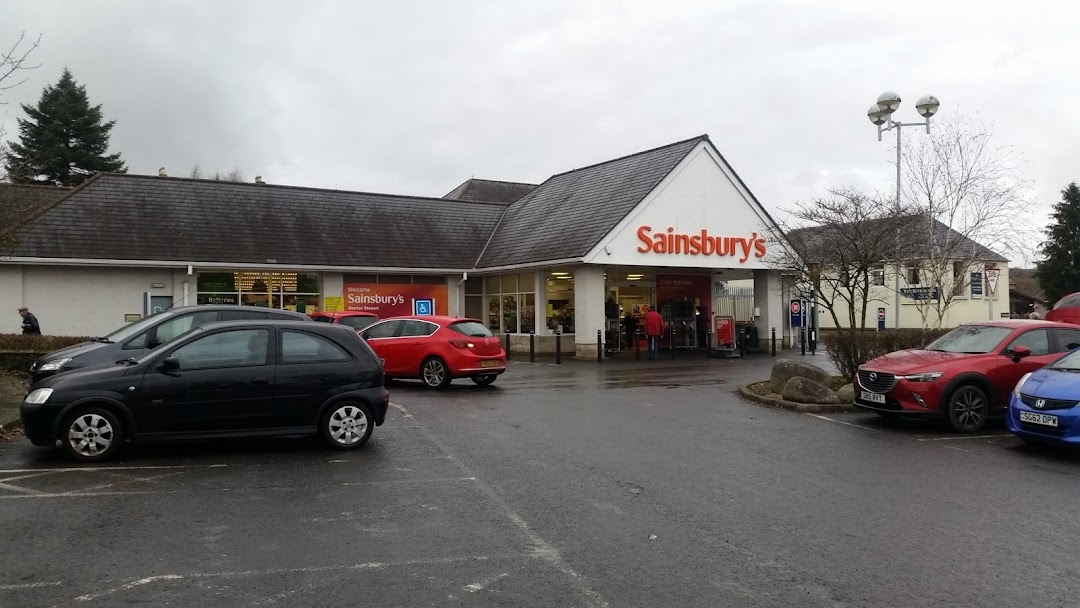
[{"left": 584, "top": 142, "right": 778, "bottom": 270}]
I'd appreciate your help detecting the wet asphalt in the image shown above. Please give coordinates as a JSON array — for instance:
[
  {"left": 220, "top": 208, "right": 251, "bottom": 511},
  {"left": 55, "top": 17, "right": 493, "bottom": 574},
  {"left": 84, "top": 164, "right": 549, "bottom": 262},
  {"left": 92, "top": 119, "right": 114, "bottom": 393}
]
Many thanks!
[{"left": 1, "top": 353, "right": 1079, "bottom": 607}]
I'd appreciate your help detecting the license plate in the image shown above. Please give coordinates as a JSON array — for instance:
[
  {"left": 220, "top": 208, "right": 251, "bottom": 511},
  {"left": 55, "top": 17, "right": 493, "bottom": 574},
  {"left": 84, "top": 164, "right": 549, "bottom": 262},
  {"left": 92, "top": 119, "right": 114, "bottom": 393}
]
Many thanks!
[
  {"left": 481, "top": 360, "right": 500, "bottom": 368},
  {"left": 860, "top": 391, "right": 885, "bottom": 404},
  {"left": 1020, "top": 411, "right": 1059, "bottom": 427}
]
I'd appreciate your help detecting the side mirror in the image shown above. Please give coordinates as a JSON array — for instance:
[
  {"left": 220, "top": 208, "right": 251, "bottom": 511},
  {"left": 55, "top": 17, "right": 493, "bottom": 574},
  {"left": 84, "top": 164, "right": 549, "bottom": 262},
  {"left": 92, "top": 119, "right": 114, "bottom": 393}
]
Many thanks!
[
  {"left": 1011, "top": 345, "right": 1031, "bottom": 363},
  {"left": 161, "top": 356, "right": 181, "bottom": 373}
]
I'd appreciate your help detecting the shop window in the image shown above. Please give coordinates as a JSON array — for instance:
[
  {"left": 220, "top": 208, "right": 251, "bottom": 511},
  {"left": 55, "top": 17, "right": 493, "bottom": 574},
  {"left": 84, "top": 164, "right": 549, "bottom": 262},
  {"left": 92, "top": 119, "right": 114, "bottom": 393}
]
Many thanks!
[
  {"left": 465, "top": 295, "right": 484, "bottom": 321},
  {"left": 196, "top": 271, "right": 321, "bottom": 313},
  {"left": 952, "top": 262, "right": 966, "bottom": 296},
  {"left": 481, "top": 272, "right": 537, "bottom": 333},
  {"left": 905, "top": 265, "right": 920, "bottom": 285}
]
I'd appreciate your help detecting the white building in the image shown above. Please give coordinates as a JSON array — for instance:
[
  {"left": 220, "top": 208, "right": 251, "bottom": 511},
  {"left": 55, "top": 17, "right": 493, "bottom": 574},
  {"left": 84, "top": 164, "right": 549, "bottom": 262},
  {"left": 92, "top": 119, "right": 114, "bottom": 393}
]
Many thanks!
[{"left": 0, "top": 135, "right": 802, "bottom": 357}]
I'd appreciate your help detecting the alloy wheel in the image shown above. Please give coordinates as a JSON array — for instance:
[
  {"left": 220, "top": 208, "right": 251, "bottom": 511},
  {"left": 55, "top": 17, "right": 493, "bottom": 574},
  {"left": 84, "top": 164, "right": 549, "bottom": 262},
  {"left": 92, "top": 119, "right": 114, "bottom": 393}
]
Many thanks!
[
  {"left": 68, "top": 413, "right": 115, "bottom": 457},
  {"left": 423, "top": 360, "right": 447, "bottom": 387},
  {"left": 950, "top": 388, "right": 987, "bottom": 432},
  {"left": 328, "top": 405, "right": 369, "bottom": 445}
]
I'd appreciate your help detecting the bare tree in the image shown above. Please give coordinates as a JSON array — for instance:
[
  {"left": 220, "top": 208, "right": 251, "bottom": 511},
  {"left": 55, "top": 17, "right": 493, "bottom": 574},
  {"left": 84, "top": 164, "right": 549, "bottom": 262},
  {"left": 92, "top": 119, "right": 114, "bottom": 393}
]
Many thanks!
[
  {"left": 897, "top": 114, "right": 1031, "bottom": 327},
  {"left": 768, "top": 187, "right": 919, "bottom": 331},
  {"left": 0, "top": 31, "right": 41, "bottom": 102},
  {"left": 189, "top": 164, "right": 245, "bottom": 182}
]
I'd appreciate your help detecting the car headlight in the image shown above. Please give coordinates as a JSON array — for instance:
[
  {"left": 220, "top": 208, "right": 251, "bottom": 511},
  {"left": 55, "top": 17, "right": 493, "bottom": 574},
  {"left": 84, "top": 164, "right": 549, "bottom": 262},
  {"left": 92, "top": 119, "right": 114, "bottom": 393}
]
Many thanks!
[
  {"left": 37, "top": 358, "right": 72, "bottom": 372},
  {"left": 24, "top": 388, "right": 53, "bottom": 404},
  {"left": 902, "top": 372, "right": 944, "bottom": 382},
  {"left": 1014, "top": 372, "right": 1032, "bottom": 399}
]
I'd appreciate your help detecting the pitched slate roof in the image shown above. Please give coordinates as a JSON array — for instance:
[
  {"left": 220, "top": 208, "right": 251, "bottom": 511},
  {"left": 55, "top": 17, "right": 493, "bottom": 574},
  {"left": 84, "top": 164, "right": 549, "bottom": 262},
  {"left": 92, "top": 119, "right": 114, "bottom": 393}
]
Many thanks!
[
  {"left": 474, "top": 135, "right": 706, "bottom": 268},
  {"left": 788, "top": 216, "right": 1008, "bottom": 263},
  {"left": 0, "top": 183, "right": 72, "bottom": 241},
  {"left": 443, "top": 178, "right": 537, "bottom": 204},
  {"left": 9, "top": 174, "right": 505, "bottom": 269}
]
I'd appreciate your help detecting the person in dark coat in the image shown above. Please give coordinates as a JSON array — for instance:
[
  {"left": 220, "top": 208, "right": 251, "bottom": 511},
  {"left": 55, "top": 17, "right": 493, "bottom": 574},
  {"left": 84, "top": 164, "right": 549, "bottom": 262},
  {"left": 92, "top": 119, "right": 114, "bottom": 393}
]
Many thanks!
[{"left": 18, "top": 307, "right": 41, "bottom": 335}]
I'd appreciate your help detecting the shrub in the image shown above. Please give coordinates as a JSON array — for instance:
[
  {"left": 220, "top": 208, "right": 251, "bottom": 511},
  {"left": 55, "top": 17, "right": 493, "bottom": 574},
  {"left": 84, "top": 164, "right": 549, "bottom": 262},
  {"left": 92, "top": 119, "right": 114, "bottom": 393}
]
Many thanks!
[
  {"left": 0, "top": 334, "right": 93, "bottom": 352},
  {"left": 823, "top": 328, "right": 951, "bottom": 381},
  {"left": 0, "top": 334, "right": 92, "bottom": 372}
]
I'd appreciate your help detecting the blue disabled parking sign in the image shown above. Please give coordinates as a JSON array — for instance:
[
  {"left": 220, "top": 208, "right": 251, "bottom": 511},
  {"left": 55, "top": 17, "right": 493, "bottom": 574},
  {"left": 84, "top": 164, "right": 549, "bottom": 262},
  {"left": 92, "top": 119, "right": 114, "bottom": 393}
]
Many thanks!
[{"left": 413, "top": 298, "right": 434, "bottom": 316}]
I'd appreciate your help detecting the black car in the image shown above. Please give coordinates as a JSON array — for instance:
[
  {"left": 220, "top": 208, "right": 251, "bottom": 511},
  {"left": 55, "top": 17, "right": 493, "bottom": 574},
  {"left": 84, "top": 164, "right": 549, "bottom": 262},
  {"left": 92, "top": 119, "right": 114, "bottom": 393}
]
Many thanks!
[
  {"left": 30, "top": 305, "right": 311, "bottom": 383},
  {"left": 21, "top": 320, "right": 389, "bottom": 462}
]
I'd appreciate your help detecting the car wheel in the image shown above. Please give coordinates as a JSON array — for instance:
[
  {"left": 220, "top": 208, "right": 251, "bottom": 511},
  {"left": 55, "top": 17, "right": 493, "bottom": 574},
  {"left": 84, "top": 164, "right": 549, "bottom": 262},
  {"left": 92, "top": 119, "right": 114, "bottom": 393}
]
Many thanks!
[
  {"left": 421, "top": 357, "right": 451, "bottom": 389},
  {"left": 61, "top": 407, "right": 123, "bottom": 463},
  {"left": 946, "top": 385, "right": 990, "bottom": 433},
  {"left": 321, "top": 402, "right": 374, "bottom": 450},
  {"left": 471, "top": 374, "right": 497, "bottom": 386}
]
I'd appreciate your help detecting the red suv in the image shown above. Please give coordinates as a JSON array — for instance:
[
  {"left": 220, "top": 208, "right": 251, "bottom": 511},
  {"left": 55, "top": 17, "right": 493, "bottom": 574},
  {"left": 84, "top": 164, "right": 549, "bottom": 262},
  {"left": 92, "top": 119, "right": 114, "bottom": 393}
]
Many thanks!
[
  {"left": 854, "top": 320, "right": 1080, "bottom": 432},
  {"left": 310, "top": 311, "right": 379, "bottom": 332}
]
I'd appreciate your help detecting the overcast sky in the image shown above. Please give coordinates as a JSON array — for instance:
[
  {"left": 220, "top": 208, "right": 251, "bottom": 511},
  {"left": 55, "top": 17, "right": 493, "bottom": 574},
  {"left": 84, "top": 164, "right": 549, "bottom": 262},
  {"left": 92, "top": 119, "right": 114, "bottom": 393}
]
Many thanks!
[{"left": 2, "top": 1, "right": 1075, "bottom": 266}]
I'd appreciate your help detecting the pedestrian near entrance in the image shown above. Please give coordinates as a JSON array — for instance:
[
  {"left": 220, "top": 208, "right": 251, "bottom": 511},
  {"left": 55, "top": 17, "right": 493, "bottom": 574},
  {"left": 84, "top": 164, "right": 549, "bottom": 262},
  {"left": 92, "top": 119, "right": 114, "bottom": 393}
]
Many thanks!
[
  {"left": 18, "top": 307, "right": 41, "bottom": 335},
  {"left": 644, "top": 304, "right": 663, "bottom": 360}
]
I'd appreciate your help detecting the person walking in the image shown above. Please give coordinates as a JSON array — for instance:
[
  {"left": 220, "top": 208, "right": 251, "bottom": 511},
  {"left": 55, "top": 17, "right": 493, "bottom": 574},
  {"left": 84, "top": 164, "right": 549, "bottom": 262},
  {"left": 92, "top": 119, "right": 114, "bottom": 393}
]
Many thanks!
[
  {"left": 644, "top": 304, "right": 663, "bottom": 360},
  {"left": 18, "top": 307, "right": 41, "bottom": 335}
]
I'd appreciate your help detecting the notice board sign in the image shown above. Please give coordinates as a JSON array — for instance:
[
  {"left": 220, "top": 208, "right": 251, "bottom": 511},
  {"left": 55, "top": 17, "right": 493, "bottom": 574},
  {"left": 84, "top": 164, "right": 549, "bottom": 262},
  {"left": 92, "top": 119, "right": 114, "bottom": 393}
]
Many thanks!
[{"left": 714, "top": 315, "right": 736, "bottom": 349}]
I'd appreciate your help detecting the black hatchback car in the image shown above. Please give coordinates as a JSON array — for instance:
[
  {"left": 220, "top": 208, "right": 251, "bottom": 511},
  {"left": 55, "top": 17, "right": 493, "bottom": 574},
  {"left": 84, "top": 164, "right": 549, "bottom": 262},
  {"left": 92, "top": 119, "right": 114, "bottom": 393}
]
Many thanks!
[
  {"left": 21, "top": 321, "right": 389, "bottom": 462},
  {"left": 30, "top": 305, "right": 311, "bottom": 383}
]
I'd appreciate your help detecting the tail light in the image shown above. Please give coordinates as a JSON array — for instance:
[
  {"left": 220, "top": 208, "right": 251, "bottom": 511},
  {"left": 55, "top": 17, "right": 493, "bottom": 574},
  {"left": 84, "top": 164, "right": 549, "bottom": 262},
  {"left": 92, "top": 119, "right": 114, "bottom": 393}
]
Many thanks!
[{"left": 449, "top": 339, "right": 475, "bottom": 349}]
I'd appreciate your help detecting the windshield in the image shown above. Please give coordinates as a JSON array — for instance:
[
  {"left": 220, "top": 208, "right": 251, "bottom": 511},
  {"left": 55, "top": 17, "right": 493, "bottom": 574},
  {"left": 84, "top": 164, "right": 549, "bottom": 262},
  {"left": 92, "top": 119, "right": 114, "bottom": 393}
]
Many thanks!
[
  {"left": 923, "top": 325, "right": 1012, "bottom": 354},
  {"left": 1049, "top": 348, "right": 1080, "bottom": 370},
  {"left": 340, "top": 316, "right": 378, "bottom": 330},
  {"left": 449, "top": 321, "right": 493, "bottom": 338},
  {"left": 1054, "top": 293, "right": 1080, "bottom": 310},
  {"left": 103, "top": 311, "right": 170, "bottom": 343}
]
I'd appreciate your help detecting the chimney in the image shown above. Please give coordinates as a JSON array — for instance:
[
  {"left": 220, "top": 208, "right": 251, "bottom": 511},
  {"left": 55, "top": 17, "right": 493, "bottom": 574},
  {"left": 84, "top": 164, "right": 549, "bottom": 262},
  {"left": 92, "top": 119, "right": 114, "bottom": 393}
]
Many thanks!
[
  {"left": 158, "top": 167, "right": 168, "bottom": 177},
  {"left": 255, "top": 175, "right": 265, "bottom": 184}
]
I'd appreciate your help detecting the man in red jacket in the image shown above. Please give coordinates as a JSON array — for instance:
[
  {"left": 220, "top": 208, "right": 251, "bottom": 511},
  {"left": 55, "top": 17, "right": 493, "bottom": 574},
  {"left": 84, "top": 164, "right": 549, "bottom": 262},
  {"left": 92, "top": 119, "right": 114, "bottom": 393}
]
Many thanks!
[{"left": 644, "top": 304, "right": 663, "bottom": 360}]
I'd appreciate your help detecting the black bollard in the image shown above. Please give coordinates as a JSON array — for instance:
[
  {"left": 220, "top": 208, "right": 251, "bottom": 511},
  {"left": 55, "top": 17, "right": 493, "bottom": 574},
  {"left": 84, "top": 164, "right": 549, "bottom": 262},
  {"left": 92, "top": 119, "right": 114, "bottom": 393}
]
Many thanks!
[
  {"left": 529, "top": 331, "right": 535, "bottom": 363},
  {"left": 597, "top": 329, "right": 603, "bottom": 363},
  {"left": 800, "top": 327, "right": 806, "bottom": 356},
  {"left": 634, "top": 329, "right": 641, "bottom": 360},
  {"left": 504, "top": 330, "right": 510, "bottom": 356},
  {"left": 555, "top": 330, "right": 562, "bottom": 365},
  {"left": 670, "top": 326, "right": 676, "bottom": 360},
  {"left": 771, "top": 327, "right": 776, "bottom": 356},
  {"left": 705, "top": 330, "right": 711, "bottom": 358}
]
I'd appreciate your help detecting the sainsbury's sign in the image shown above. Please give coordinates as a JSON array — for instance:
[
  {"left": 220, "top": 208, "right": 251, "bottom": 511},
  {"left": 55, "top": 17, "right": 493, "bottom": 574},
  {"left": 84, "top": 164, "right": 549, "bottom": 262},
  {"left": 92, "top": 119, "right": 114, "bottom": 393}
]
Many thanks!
[{"left": 636, "top": 225, "right": 766, "bottom": 263}]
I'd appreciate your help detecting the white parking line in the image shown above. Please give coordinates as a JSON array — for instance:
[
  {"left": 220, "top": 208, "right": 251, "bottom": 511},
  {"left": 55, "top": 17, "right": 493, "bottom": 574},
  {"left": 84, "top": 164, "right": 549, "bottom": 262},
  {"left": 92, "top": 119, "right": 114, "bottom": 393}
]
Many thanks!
[
  {"left": 73, "top": 555, "right": 503, "bottom": 602},
  {"left": 916, "top": 434, "right": 1011, "bottom": 441},
  {"left": 0, "top": 581, "right": 63, "bottom": 590},
  {"left": 393, "top": 400, "right": 610, "bottom": 608},
  {"left": 805, "top": 413, "right": 880, "bottom": 431}
]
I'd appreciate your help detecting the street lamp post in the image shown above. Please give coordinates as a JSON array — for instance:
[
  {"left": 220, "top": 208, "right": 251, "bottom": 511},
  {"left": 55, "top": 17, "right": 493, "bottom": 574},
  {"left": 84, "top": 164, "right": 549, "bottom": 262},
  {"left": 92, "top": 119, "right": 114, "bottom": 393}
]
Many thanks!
[{"left": 867, "top": 91, "right": 940, "bottom": 330}]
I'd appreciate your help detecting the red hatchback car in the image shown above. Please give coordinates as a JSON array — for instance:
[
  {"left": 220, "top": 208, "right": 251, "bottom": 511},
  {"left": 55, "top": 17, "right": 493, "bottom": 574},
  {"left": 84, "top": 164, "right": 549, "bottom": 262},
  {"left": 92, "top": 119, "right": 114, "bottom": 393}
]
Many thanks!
[
  {"left": 854, "top": 320, "right": 1080, "bottom": 433},
  {"left": 310, "top": 311, "right": 380, "bottom": 331},
  {"left": 360, "top": 316, "right": 506, "bottom": 389}
]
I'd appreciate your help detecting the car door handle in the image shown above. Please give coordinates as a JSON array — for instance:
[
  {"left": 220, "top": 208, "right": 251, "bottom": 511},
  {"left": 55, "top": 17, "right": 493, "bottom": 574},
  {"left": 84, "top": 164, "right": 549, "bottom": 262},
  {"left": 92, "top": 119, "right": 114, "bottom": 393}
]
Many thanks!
[{"left": 252, "top": 377, "right": 269, "bottom": 385}]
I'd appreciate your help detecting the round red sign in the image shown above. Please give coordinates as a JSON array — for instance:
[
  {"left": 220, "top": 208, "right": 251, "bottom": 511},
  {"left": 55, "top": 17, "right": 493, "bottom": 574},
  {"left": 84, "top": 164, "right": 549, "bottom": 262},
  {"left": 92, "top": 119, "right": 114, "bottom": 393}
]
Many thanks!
[
  {"left": 877, "top": 308, "right": 886, "bottom": 320},
  {"left": 791, "top": 301, "right": 801, "bottom": 314}
]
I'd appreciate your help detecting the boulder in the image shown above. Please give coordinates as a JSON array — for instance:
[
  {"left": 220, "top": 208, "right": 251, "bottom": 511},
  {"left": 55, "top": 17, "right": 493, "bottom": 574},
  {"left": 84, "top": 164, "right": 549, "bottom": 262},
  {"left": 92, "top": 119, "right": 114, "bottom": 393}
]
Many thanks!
[
  {"left": 769, "top": 359, "right": 833, "bottom": 394},
  {"left": 836, "top": 383, "right": 855, "bottom": 404},
  {"left": 782, "top": 377, "right": 840, "bottom": 404}
]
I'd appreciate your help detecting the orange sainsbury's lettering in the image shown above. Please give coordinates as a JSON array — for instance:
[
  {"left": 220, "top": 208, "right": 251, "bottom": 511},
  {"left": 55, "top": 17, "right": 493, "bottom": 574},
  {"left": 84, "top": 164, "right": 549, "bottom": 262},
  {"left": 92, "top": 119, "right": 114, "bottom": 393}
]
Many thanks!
[{"left": 635, "top": 226, "right": 767, "bottom": 261}]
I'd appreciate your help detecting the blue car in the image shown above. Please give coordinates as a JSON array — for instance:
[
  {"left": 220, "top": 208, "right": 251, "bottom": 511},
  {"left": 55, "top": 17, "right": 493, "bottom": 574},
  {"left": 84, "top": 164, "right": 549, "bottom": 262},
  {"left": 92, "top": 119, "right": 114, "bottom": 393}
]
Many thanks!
[{"left": 1008, "top": 349, "right": 1080, "bottom": 445}]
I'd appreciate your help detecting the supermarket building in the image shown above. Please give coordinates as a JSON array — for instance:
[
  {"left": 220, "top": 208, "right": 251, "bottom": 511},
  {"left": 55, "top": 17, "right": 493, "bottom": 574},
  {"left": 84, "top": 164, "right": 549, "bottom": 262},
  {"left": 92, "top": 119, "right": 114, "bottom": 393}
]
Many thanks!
[{"left": 0, "top": 135, "right": 794, "bottom": 359}]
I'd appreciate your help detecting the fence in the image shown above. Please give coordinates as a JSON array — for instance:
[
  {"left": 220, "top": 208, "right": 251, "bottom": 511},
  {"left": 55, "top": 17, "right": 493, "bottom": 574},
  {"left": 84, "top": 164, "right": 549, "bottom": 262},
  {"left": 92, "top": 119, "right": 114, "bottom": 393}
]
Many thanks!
[{"left": 713, "top": 285, "right": 755, "bottom": 323}]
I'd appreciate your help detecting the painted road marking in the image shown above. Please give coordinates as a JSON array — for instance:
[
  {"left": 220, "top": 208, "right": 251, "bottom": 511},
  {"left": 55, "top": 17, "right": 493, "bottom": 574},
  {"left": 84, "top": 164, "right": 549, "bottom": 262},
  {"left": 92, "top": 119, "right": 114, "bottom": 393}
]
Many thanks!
[
  {"left": 0, "top": 464, "right": 226, "bottom": 474},
  {"left": 0, "top": 581, "right": 63, "bottom": 590},
  {"left": 916, "top": 434, "right": 1011, "bottom": 441},
  {"left": 805, "top": 413, "right": 880, "bottom": 431},
  {"left": 393, "top": 400, "right": 610, "bottom": 608},
  {"left": 73, "top": 555, "right": 503, "bottom": 602}
]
